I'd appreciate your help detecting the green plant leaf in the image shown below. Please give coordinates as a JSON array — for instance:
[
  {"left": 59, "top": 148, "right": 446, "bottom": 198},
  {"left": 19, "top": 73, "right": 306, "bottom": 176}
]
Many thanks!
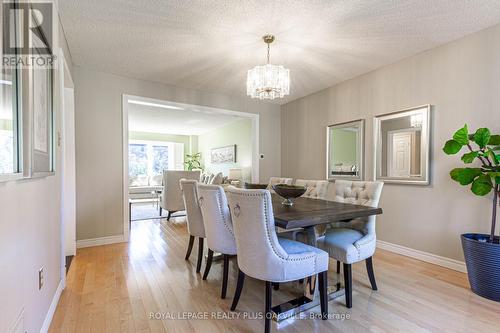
[
  {"left": 443, "top": 140, "right": 463, "bottom": 155},
  {"left": 453, "top": 125, "right": 469, "bottom": 145},
  {"left": 487, "top": 150, "right": 499, "bottom": 165},
  {"left": 461, "top": 151, "right": 479, "bottom": 164},
  {"left": 493, "top": 146, "right": 500, "bottom": 151},
  {"left": 450, "top": 168, "right": 482, "bottom": 185},
  {"left": 487, "top": 171, "right": 500, "bottom": 178},
  {"left": 471, "top": 174, "right": 493, "bottom": 196},
  {"left": 474, "top": 128, "right": 491, "bottom": 148},
  {"left": 488, "top": 135, "right": 500, "bottom": 145}
]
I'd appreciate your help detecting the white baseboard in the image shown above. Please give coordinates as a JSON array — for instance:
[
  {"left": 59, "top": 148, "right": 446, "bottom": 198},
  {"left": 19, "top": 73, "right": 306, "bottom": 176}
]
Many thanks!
[
  {"left": 40, "top": 279, "right": 64, "bottom": 333},
  {"left": 377, "top": 240, "right": 467, "bottom": 273},
  {"left": 76, "top": 235, "right": 125, "bottom": 249}
]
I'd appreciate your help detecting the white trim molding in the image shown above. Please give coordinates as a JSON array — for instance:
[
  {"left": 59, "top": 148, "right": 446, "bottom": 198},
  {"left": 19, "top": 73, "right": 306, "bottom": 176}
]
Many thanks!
[
  {"left": 76, "top": 235, "right": 126, "bottom": 249},
  {"left": 377, "top": 240, "right": 466, "bottom": 273},
  {"left": 40, "top": 280, "right": 64, "bottom": 333}
]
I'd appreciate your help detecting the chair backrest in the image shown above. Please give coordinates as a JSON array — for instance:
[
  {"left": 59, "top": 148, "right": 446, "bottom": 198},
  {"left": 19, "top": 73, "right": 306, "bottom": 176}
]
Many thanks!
[
  {"left": 180, "top": 179, "right": 205, "bottom": 238},
  {"left": 226, "top": 188, "right": 290, "bottom": 281},
  {"left": 328, "top": 180, "right": 383, "bottom": 207},
  {"left": 162, "top": 170, "right": 201, "bottom": 211},
  {"left": 197, "top": 184, "right": 237, "bottom": 255},
  {"left": 294, "top": 179, "right": 329, "bottom": 199},
  {"left": 267, "top": 177, "right": 293, "bottom": 190},
  {"left": 326, "top": 180, "right": 384, "bottom": 235}
]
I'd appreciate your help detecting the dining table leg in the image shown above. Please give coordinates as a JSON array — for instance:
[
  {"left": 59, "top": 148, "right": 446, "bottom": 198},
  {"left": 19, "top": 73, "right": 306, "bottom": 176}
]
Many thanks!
[{"left": 271, "top": 226, "right": 345, "bottom": 322}]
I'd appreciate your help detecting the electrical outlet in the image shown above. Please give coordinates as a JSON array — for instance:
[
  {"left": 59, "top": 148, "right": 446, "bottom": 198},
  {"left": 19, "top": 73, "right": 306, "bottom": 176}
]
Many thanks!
[{"left": 38, "top": 267, "right": 44, "bottom": 290}]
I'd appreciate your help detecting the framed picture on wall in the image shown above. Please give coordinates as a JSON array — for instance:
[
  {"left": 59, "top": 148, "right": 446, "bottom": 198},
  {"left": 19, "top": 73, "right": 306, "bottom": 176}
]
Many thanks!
[{"left": 211, "top": 145, "right": 236, "bottom": 164}]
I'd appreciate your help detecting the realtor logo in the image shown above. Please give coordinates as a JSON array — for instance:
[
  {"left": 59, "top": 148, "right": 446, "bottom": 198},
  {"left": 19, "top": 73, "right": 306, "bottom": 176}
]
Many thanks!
[{"left": 2, "top": 1, "right": 55, "bottom": 67}]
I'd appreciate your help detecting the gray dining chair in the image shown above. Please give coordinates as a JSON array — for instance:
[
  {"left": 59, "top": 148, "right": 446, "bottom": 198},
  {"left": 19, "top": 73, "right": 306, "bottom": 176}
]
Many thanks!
[
  {"left": 226, "top": 187, "right": 329, "bottom": 333},
  {"left": 197, "top": 184, "right": 237, "bottom": 299},
  {"left": 267, "top": 177, "right": 293, "bottom": 191},
  {"left": 161, "top": 170, "right": 201, "bottom": 220},
  {"left": 294, "top": 179, "right": 329, "bottom": 199},
  {"left": 180, "top": 179, "right": 205, "bottom": 273},
  {"left": 318, "top": 180, "right": 384, "bottom": 308}
]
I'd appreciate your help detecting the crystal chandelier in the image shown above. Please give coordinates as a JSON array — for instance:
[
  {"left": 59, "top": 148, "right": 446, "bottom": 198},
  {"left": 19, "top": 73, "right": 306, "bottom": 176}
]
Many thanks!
[{"left": 247, "top": 35, "right": 290, "bottom": 100}]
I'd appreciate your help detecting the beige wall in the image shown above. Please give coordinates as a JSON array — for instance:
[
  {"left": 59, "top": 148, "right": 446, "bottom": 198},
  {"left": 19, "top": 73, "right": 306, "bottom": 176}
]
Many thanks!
[
  {"left": 74, "top": 67, "right": 281, "bottom": 241},
  {"left": 281, "top": 24, "right": 500, "bottom": 262},
  {"left": 0, "top": 6, "right": 73, "bottom": 332}
]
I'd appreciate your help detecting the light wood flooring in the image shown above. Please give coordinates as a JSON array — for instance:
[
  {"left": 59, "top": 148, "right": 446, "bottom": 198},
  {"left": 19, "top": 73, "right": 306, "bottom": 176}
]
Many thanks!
[{"left": 49, "top": 217, "right": 500, "bottom": 332}]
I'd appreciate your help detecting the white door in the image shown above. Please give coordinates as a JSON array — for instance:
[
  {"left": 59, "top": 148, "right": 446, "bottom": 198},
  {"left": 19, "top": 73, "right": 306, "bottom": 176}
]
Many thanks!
[{"left": 389, "top": 132, "right": 411, "bottom": 177}]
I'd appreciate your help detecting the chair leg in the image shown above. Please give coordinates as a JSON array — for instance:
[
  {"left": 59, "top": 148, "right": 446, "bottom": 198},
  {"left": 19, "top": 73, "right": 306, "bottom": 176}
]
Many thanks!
[
  {"left": 265, "top": 281, "right": 272, "bottom": 333},
  {"left": 167, "top": 210, "right": 172, "bottom": 221},
  {"left": 343, "top": 263, "right": 352, "bottom": 308},
  {"left": 221, "top": 254, "right": 229, "bottom": 299},
  {"left": 196, "top": 238, "right": 204, "bottom": 273},
  {"left": 202, "top": 248, "right": 213, "bottom": 278},
  {"left": 335, "top": 260, "right": 341, "bottom": 291},
  {"left": 159, "top": 207, "right": 162, "bottom": 216},
  {"left": 185, "top": 235, "right": 195, "bottom": 260},
  {"left": 366, "top": 257, "right": 378, "bottom": 291},
  {"left": 230, "top": 269, "right": 246, "bottom": 311},
  {"left": 318, "top": 270, "right": 328, "bottom": 320},
  {"left": 273, "top": 283, "right": 279, "bottom": 291}
]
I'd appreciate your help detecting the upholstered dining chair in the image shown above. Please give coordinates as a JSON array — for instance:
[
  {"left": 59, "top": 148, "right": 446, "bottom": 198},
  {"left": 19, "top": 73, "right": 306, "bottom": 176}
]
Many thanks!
[
  {"left": 277, "top": 179, "right": 330, "bottom": 240},
  {"left": 267, "top": 177, "right": 293, "bottom": 191},
  {"left": 294, "top": 179, "right": 329, "bottom": 200},
  {"left": 226, "top": 187, "right": 329, "bottom": 333},
  {"left": 160, "top": 170, "right": 201, "bottom": 220},
  {"left": 318, "top": 180, "right": 384, "bottom": 308},
  {"left": 197, "top": 184, "right": 237, "bottom": 299},
  {"left": 180, "top": 179, "right": 206, "bottom": 273}
]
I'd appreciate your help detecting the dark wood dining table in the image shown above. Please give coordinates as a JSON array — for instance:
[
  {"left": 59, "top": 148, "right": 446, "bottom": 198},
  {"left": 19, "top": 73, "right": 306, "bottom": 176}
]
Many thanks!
[{"left": 269, "top": 193, "right": 383, "bottom": 321}]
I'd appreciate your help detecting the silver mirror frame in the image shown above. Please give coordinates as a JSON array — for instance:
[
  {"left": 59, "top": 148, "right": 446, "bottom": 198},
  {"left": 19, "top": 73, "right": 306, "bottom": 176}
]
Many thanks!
[
  {"left": 373, "top": 105, "right": 431, "bottom": 185},
  {"left": 326, "top": 119, "right": 365, "bottom": 181}
]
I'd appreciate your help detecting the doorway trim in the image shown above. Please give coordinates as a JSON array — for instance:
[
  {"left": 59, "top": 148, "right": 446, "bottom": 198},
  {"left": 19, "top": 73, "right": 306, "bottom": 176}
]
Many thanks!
[
  {"left": 121, "top": 94, "right": 260, "bottom": 241},
  {"left": 58, "top": 47, "right": 75, "bottom": 288}
]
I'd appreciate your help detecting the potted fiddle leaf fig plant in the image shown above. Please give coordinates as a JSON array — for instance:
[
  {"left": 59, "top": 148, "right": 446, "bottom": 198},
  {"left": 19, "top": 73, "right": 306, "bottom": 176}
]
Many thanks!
[
  {"left": 443, "top": 125, "right": 500, "bottom": 301},
  {"left": 184, "top": 152, "right": 202, "bottom": 171}
]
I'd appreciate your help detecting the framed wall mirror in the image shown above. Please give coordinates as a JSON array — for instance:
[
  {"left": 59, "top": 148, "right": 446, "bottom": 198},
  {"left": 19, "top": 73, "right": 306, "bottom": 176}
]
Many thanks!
[
  {"left": 326, "top": 119, "right": 364, "bottom": 180},
  {"left": 374, "top": 105, "right": 431, "bottom": 185}
]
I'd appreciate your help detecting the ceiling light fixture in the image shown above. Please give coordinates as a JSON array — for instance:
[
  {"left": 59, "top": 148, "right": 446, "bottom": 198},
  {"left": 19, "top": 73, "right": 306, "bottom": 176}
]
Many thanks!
[
  {"left": 128, "top": 99, "right": 184, "bottom": 110},
  {"left": 247, "top": 34, "right": 290, "bottom": 100}
]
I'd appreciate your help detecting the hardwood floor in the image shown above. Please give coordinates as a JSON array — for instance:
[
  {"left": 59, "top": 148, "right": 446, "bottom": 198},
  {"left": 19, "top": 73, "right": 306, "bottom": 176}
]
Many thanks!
[{"left": 50, "top": 217, "right": 500, "bottom": 332}]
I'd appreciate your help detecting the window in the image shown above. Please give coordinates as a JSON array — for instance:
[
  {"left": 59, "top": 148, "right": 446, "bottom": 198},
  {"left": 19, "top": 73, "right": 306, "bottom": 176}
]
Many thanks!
[
  {"left": 152, "top": 145, "right": 169, "bottom": 175},
  {"left": 128, "top": 141, "right": 177, "bottom": 179},
  {"left": 0, "top": 3, "right": 21, "bottom": 177},
  {"left": 128, "top": 143, "right": 148, "bottom": 177}
]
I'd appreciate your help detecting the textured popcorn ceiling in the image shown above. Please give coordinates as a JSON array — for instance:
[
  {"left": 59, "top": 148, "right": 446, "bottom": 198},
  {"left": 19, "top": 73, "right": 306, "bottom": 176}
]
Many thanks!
[{"left": 59, "top": 0, "right": 500, "bottom": 104}]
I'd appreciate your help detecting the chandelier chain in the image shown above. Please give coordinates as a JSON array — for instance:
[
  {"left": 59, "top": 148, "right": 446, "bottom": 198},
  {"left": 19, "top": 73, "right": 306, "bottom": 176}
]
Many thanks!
[{"left": 267, "top": 42, "right": 270, "bottom": 64}]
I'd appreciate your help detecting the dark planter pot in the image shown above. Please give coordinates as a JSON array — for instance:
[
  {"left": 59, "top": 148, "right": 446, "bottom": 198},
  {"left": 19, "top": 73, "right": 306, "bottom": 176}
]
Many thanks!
[{"left": 461, "top": 233, "right": 500, "bottom": 302}]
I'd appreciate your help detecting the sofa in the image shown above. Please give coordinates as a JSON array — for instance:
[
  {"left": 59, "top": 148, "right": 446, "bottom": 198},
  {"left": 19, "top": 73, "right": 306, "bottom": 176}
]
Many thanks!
[{"left": 129, "top": 175, "right": 163, "bottom": 199}]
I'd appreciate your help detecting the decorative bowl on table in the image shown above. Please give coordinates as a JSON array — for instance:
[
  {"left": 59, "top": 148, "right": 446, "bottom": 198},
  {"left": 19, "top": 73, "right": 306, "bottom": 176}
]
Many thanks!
[
  {"left": 244, "top": 182, "right": 268, "bottom": 189},
  {"left": 272, "top": 184, "right": 306, "bottom": 206}
]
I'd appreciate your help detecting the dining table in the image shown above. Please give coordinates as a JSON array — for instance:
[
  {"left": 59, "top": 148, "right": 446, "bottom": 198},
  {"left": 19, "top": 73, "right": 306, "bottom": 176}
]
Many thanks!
[{"left": 270, "top": 193, "right": 383, "bottom": 321}]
